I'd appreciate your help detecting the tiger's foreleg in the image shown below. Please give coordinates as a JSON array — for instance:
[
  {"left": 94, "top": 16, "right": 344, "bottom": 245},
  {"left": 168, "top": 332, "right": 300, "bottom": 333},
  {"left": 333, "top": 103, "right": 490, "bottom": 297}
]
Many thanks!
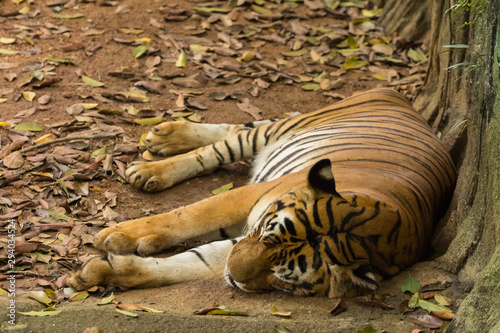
[
  {"left": 92, "top": 182, "right": 269, "bottom": 256},
  {"left": 68, "top": 239, "right": 238, "bottom": 291}
]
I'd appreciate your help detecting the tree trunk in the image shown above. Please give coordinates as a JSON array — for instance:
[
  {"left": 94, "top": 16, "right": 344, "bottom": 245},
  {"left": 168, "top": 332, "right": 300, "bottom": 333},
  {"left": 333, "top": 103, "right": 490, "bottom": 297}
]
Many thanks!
[{"left": 375, "top": 0, "right": 500, "bottom": 331}]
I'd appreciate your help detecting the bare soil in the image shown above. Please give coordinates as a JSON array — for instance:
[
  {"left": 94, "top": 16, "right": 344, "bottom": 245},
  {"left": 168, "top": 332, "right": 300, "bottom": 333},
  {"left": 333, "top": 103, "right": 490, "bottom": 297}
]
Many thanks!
[{"left": 0, "top": 0, "right": 465, "bottom": 332}]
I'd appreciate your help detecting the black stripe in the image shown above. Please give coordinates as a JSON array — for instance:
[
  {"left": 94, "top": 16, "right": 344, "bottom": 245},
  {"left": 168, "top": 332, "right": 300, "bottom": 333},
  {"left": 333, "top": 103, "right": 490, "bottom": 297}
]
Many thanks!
[
  {"left": 312, "top": 199, "right": 323, "bottom": 228},
  {"left": 224, "top": 140, "right": 235, "bottom": 163},
  {"left": 284, "top": 218, "right": 297, "bottom": 236},
  {"left": 188, "top": 249, "right": 210, "bottom": 267},
  {"left": 340, "top": 207, "right": 366, "bottom": 231},
  {"left": 237, "top": 133, "right": 244, "bottom": 159},
  {"left": 323, "top": 240, "right": 340, "bottom": 265},
  {"left": 346, "top": 201, "right": 381, "bottom": 233},
  {"left": 298, "top": 254, "right": 307, "bottom": 273},
  {"left": 212, "top": 145, "right": 225, "bottom": 164}
]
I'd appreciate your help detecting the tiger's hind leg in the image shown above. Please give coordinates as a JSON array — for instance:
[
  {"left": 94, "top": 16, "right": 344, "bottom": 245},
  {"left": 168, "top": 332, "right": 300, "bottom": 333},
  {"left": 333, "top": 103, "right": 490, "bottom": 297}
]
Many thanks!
[
  {"left": 144, "top": 120, "right": 273, "bottom": 156},
  {"left": 68, "top": 239, "right": 237, "bottom": 291}
]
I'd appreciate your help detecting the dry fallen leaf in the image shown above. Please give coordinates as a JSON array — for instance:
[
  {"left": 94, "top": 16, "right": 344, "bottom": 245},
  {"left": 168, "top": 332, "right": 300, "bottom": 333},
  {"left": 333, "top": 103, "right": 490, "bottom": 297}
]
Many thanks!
[
  {"left": 330, "top": 298, "right": 348, "bottom": 316},
  {"left": 3, "top": 151, "right": 25, "bottom": 169}
]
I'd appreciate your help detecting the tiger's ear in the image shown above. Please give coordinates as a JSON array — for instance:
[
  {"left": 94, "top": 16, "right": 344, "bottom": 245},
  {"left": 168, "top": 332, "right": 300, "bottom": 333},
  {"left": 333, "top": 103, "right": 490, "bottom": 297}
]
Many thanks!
[{"left": 307, "top": 159, "right": 339, "bottom": 196}]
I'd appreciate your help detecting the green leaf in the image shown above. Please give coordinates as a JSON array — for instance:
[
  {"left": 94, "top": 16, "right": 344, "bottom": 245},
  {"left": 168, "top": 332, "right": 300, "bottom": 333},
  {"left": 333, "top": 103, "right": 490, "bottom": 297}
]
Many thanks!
[
  {"left": 313, "top": 71, "right": 329, "bottom": 83},
  {"left": 81, "top": 75, "right": 105, "bottom": 87},
  {"left": 340, "top": 1, "right": 364, "bottom": 8},
  {"left": 57, "top": 179, "right": 69, "bottom": 197},
  {"left": 281, "top": 49, "right": 308, "bottom": 57},
  {"left": 175, "top": 51, "right": 187, "bottom": 68},
  {"left": 20, "top": 310, "right": 61, "bottom": 317},
  {"left": 22, "top": 91, "right": 35, "bottom": 102},
  {"left": 356, "top": 326, "right": 384, "bottom": 333},
  {"left": 443, "top": 44, "right": 469, "bottom": 49},
  {"left": 45, "top": 57, "right": 75, "bottom": 65},
  {"left": 274, "top": 325, "right": 293, "bottom": 333},
  {"left": 212, "top": 182, "right": 233, "bottom": 195},
  {"left": 337, "top": 48, "right": 360, "bottom": 55},
  {"left": 134, "top": 115, "right": 163, "bottom": 126},
  {"left": 187, "top": 113, "right": 202, "bottom": 123},
  {"left": 91, "top": 146, "right": 107, "bottom": 158},
  {"left": 306, "top": 36, "right": 320, "bottom": 46},
  {"left": 133, "top": 44, "right": 149, "bottom": 59},
  {"left": 14, "top": 122, "right": 43, "bottom": 131},
  {"left": 193, "top": 6, "right": 230, "bottom": 13},
  {"left": 408, "top": 291, "right": 422, "bottom": 309},
  {"left": 302, "top": 83, "right": 321, "bottom": 91},
  {"left": 346, "top": 36, "right": 358, "bottom": 49},
  {"left": 341, "top": 56, "right": 368, "bottom": 70},
  {"left": 70, "top": 291, "right": 89, "bottom": 301},
  {"left": 97, "top": 293, "right": 115, "bottom": 305},
  {"left": 374, "top": 56, "right": 404, "bottom": 64},
  {"left": 407, "top": 49, "right": 426, "bottom": 62},
  {"left": 116, "top": 309, "right": 139, "bottom": 317},
  {"left": 29, "top": 251, "right": 51, "bottom": 264},
  {"left": 0, "top": 48, "right": 19, "bottom": 55},
  {"left": 52, "top": 13, "right": 84, "bottom": 19},
  {"left": 27, "top": 291, "right": 52, "bottom": 305},
  {"left": 362, "top": 8, "right": 383, "bottom": 17},
  {"left": 48, "top": 210, "right": 72, "bottom": 221},
  {"left": 401, "top": 276, "right": 421, "bottom": 294},
  {"left": 418, "top": 300, "right": 452, "bottom": 313},
  {"left": 251, "top": 4, "right": 272, "bottom": 15}
]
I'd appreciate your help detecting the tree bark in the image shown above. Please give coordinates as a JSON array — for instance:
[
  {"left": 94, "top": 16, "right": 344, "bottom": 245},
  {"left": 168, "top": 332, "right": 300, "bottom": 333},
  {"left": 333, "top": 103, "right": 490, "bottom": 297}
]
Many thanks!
[{"left": 375, "top": 0, "right": 500, "bottom": 331}]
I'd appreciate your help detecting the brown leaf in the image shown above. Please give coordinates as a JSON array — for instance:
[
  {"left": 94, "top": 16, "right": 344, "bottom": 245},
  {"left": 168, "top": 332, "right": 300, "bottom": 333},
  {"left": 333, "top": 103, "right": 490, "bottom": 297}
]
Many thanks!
[
  {"left": 330, "top": 298, "right": 348, "bottom": 316},
  {"left": 236, "top": 101, "right": 262, "bottom": 120},
  {"left": 409, "top": 314, "right": 443, "bottom": 329},
  {"left": 398, "top": 299, "right": 414, "bottom": 314},
  {"left": 14, "top": 107, "right": 38, "bottom": 118},
  {"left": 134, "top": 81, "right": 164, "bottom": 94},
  {"left": 3, "top": 151, "right": 25, "bottom": 169},
  {"left": 62, "top": 42, "right": 85, "bottom": 52},
  {"left": 14, "top": 242, "right": 51, "bottom": 254},
  {"left": 186, "top": 99, "right": 207, "bottom": 110},
  {"left": 432, "top": 310, "right": 455, "bottom": 320},
  {"left": 172, "top": 77, "right": 204, "bottom": 88},
  {"left": 354, "top": 295, "right": 394, "bottom": 309},
  {"left": 420, "top": 281, "right": 452, "bottom": 292}
]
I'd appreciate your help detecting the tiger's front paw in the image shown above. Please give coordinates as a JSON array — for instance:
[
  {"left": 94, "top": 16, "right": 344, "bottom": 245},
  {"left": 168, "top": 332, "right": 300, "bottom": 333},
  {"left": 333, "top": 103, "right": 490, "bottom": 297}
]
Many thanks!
[
  {"left": 93, "top": 219, "right": 172, "bottom": 256},
  {"left": 68, "top": 254, "right": 145, "bottom": 290},
  {"left": 126, "top": 160, "right": 174, "bottom": 192}
]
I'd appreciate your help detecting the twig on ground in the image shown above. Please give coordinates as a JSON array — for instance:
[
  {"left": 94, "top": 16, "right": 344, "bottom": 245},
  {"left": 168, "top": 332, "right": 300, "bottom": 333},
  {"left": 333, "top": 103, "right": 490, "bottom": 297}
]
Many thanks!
[{"left": 19, "top": 134, "right": 117, "bottom": 155}]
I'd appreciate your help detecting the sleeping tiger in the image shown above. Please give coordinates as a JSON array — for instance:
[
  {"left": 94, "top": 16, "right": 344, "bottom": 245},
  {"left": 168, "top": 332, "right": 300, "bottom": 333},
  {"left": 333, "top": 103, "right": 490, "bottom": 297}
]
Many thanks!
[{"left": 68, "top": 88, "right": 456, "bottom": 297}]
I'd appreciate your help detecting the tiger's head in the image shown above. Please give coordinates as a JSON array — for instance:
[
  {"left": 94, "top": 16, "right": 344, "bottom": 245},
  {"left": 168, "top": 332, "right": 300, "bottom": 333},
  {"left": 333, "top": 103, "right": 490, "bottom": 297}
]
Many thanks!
[{"left": 225, "top": 159, "right": 390, "bottom": 297}]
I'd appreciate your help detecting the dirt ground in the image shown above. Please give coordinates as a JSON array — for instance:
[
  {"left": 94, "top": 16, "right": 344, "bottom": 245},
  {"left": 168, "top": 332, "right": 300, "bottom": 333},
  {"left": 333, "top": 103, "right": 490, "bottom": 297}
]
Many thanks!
[{"left": 0, "top": 0, "right": 464, "bottom": 332}]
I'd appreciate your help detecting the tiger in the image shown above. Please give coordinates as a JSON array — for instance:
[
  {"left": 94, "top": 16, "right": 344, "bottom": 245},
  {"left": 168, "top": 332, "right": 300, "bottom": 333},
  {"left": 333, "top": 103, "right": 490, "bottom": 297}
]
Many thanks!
[{"left": 68, "top": 88, "right": 456, "bottom": 297}]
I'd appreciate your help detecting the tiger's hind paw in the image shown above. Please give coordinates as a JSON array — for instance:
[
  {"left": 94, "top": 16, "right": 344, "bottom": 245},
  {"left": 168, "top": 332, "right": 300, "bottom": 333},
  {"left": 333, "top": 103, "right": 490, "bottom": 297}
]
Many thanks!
[{"left": 126, "top": 160, "right": 174, "bottom": 192}]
